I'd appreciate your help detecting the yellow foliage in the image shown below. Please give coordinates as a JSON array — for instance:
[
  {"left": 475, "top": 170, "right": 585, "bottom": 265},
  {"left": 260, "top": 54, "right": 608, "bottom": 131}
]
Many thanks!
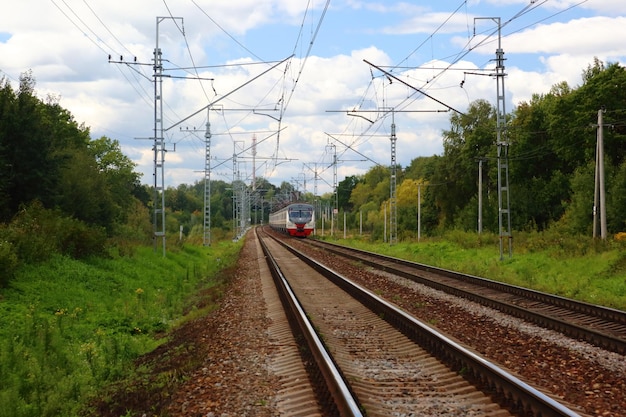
[
  {"left": 614, "top": 232, "right": 626, "bottom": 241},
  {"left": 397, "top": 178, "right": 427, "bottom": 208}
]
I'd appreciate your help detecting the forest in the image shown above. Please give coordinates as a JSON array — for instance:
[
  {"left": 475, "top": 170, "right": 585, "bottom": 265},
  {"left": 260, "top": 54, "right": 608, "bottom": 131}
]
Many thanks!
[
  {"left": 2, "top": 59, "right": 626, "bottom": 283},
  {"left": 333, "top": 59, "right": 626, "bottom": 241}
]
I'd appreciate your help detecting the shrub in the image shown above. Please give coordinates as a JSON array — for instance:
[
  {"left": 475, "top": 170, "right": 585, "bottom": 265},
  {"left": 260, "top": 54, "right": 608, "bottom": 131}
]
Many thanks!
[
  {"left": 8, "top": 201, "right": 58, "bottom": 263},
  {"left": 56, "top": 217, "right": 107, "bottom": 259},
  {"left": 614, "top": 232, "right": 626, "bottom": 241},
  {"left": 7, "top": 201, "right": 107, "bottom": 265},
  {"left": 0, "top": 237, "right": 18, "bottom": 286}
]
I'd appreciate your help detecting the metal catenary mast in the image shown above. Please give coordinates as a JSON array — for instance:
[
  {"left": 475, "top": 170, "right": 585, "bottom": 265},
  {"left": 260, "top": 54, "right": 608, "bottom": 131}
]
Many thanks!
[
  {"left": 487, "top": 17, "right": 512, "bottom": 259},
  {"left": 389, "top": 110, "right": 398, "bottom": 245},
  {"left": 204, "top": 116, "right": 212, "bottom": 246},
  {"left": 153, "top": 16, "right": 183, "bottom": 256}
]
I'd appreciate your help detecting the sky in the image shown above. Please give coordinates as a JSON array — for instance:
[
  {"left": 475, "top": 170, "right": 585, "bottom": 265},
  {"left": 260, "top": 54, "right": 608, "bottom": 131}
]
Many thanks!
[{"left": 1, "top": 0, "right": 625, "bottom": 195}]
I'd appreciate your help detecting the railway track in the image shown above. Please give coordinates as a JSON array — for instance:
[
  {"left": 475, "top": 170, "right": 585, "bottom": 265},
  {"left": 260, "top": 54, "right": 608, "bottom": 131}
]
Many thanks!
[
  {"left": 257, "top": 229, "right": 585, "bottom": 416},
  {"left": 302, "top": 238, "right": 626, "bottom": 356}
]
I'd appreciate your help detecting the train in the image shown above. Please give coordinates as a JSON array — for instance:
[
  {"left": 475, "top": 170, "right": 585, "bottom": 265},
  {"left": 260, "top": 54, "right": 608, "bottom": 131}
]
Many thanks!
[{"left": 269, "top": 203, "right": 315, "bottom": 237}]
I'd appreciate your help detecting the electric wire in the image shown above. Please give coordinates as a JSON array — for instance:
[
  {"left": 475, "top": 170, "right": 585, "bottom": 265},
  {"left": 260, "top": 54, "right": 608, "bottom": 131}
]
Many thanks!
[
  {"left": 188, "top": 0, "right": 298, "bottom": 168},
  {"left": 395, "top": 0, "right": 468, "bottom": 71},
  {"left": 50, "top": 0, "right": 111, "bottom": 56},
  {"left": 81, "top": 0, "right": 139, "bottom": 62},
  {"left": 190, "top": 0, "right": 264, "bottom": 62},
  {"left": 52, "top": 0, "right": 597, "bottom": 194},
  {"left": 50, "top": 0, "right": 155, "bottom": 110},
  {"left": 265, "top": 0, "right": 331, "bottom": 181},
  {"left": 282, "top": 0, "right": 330, "bottom": 113},
  {"left": 49, "top": 1, "right": 326, "bottom": 191},
  {"left": 321, "top": 0, "right": 571, "bottom": 187},
  {"left": 347, "top": 0, "right": 585, "bottom": 150}
]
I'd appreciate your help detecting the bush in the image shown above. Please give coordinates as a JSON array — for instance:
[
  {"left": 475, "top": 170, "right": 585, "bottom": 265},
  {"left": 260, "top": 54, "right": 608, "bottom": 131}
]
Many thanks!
[
  {"left": 56, "top": 217, "right": 107, "bottom": 259},
  {"left": 8, "top": 201, "right": 58, "bottom": 263},
  {"left": 7, "top": 201, "right": 107, "bottom": 265},
  {"left": 0, "top": 237, "right": 18, "bottom": 286},
  {"left": 615, "top": 232, "right": 626, "bottom": 241}
]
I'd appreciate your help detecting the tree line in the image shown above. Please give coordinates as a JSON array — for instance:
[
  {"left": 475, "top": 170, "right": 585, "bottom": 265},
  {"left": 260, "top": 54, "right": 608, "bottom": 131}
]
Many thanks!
[
  {"left": 0, "top": 70, "right": 298, "bottom": 285},
  {"left": 0, "top": 72, "right": 147, "bottom": 282},
  {"left": 332, "top": 59, "right": 626, "bottom": 240},
  {"left": 2, "top": 60, "right": 625, "bottom": 281}
]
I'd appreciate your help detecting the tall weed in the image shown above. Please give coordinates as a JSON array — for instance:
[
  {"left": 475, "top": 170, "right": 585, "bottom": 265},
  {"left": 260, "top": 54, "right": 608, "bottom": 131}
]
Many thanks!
[
  {"left": 0, "top": 240, "right": 241, "bottom": 417},
  {"left": 0, "top": 234, "right": 18, "bottom": 286},
  {"left": 329, "top": 230, "right": 626, "bottom": 310},
  {"left": 6, "top": 201, "right": 106, "bottom": 265}
]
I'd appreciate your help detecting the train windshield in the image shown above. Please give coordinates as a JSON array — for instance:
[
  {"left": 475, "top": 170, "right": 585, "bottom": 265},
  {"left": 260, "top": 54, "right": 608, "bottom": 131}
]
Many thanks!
[{"left": 289, "top": 206, "right": 313, "bottom": 221}]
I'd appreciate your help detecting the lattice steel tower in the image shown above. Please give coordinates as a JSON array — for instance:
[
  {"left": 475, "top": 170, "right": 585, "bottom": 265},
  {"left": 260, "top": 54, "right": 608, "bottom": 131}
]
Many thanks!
[
  {"left": 152, "top": 17, "right": 170, "bottom": 256},
  {"left": 203, "top": 116, "right": 212, "bottom": 246},
  {"left": 389, "top": 110, "right": 398, "bottom": 245},
  {"left": 493, "top": 18, "right": 512, "bottom": 259}
]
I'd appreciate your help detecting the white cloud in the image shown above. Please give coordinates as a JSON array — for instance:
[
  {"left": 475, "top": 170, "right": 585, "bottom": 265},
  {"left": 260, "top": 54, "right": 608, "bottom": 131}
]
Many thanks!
[
  {"left": 507, "top": 17, "right": 626, "bottom": 57},
  {"left": 1, "top": 0, "right": 624, "bottom": 195}
]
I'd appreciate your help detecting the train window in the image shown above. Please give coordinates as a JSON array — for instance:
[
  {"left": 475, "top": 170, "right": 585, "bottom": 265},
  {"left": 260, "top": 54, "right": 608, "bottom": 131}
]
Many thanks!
[{"left": 289, "top": 206, "right": 312, "bottom": 219}]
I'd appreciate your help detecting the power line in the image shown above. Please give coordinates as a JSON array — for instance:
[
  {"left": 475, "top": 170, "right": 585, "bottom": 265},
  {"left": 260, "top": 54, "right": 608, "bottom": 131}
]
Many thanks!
[
  {"left": 190, "top": 0, "right": 264, "bottom": 62},
  {"left": 50, "top": 0, "right": 110, "bottom": 55},
  {"left": 336, "top": 0, "right": 587, "bottom": 168},
  {"left": 395, "top": 0, "right": 468, "bottom": 70},
  {"left": 81, "top": 0, "right": 138, "bottom": 60},
  {"left": 163, "top": 0, "right": 211, "bottom": 102}
]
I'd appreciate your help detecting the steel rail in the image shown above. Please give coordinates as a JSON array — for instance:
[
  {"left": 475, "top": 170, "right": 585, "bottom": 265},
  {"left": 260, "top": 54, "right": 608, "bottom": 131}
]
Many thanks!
[
  {"left": 308, "top": 239, "right": 626, "bottom": 354},
  {"left": 273, "top": 236, "right": 583, "bottom": 417},
  {"left": 257, "top": 230, "right": 363, "bottom": 417}
]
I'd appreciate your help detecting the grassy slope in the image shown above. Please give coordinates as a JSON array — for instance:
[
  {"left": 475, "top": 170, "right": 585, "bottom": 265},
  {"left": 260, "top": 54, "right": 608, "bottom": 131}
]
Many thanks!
[
  {"left": 0, "top": 241, "right": 241, "bottom": 417},
  {"left": 1, "top": 230, "right": 624, "bottom": 416},
  {"left": 329, "top": 231, "right": 626, "bottom": 311}
]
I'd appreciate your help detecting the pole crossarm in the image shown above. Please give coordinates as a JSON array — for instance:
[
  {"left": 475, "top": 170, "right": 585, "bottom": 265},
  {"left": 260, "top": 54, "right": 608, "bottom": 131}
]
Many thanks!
[
  {"left": 165, "top": 55, "right": 293, "bottom": 132},
  {"left": 327, "top": 109, "right": 448, "bottom": 124},
  {"left": 363, "top": 59, "right": 465, "bottom": 116},
  {"left": 325, "top": 132, "right": 382, "bottom": 166}
]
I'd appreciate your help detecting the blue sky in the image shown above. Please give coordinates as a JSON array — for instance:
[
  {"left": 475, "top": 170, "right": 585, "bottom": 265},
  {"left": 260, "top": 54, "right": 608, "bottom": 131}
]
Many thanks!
[{"left": 1, "top": 1, "right": 625, "bottom": 194}]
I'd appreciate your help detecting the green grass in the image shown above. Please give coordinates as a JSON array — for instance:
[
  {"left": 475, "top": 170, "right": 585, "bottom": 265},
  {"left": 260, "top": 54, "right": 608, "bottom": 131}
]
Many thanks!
[
  {"left": 2, "top": 229, "right": 624, "bottom": 416},
  {"left": 324, "top": 231, "right": 626, "bottom": 311},
  {"left": 0, "top": 241, "right": 241, "bottom": 417}
]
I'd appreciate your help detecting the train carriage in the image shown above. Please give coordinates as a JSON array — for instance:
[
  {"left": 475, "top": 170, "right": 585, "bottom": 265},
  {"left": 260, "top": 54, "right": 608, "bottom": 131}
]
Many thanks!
[{"left": 269, "top": 203, "right": 315, "bottom": 237}]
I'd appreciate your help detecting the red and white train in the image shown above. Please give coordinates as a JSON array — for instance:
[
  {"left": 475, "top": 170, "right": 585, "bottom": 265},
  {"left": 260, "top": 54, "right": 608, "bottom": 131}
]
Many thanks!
[{"left": 269, "top": 203, "right": 315, "bottom": 237}]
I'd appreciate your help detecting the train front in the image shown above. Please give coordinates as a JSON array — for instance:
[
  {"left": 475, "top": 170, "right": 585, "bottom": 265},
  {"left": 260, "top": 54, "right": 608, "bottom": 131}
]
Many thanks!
[{"left": 287, "top": 204, "right": 314, "bottom": 237}]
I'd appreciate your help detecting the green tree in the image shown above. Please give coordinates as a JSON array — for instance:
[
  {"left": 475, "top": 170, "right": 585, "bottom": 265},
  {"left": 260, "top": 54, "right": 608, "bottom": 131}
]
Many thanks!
[
  {"left": 405, "top": 156, "right": 437, "bottom": 180},
  {"left": 511, "top": 60, "right": 626, "bottom": 232},
  {"left": 89, "top": 136, "right": 142, "bottom": 222},
  {"left": 396, "top": 178, "right": 424, "bottom": 239},
  {"left": 607, "top": 160, "right": 626, "bottom": 233},
  {"left": 337, "top": 175, "right": 359, "bottom": 211},
  {"left": 349, "top": 165, "right": 390, "bottom": 209},
  {"left": 2, "top": 72, "right": 61, "bottom": 216},
  {"left": 0, "top": 77, "right": 17, "bottom": 219},
  {"left": 56, "top": 147, "right": 115, "bottom": 227},
  {"left": 54, "top": 136, "right": 144, "bottom": 233},
  {"left": 166, "top": 184, "right": 202, "bottom": 214},
  {"left": 431, "top": 99, "right": 496, "bottom": 228},
  {"left": 0, "top": 72, "right": 93, "bottom": 221}
]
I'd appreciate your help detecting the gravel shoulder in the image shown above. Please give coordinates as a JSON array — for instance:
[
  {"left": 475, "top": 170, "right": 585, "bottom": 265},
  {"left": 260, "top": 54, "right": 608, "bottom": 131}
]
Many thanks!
[
  {"left": 89, "top": 233, "right": 625, "bottom": 416},
  {"left": 87, "top": 235, "right": 279, "bottom": 417},
  {"left": 288, "top": 238, "right": 625, "bottom": 417}
]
